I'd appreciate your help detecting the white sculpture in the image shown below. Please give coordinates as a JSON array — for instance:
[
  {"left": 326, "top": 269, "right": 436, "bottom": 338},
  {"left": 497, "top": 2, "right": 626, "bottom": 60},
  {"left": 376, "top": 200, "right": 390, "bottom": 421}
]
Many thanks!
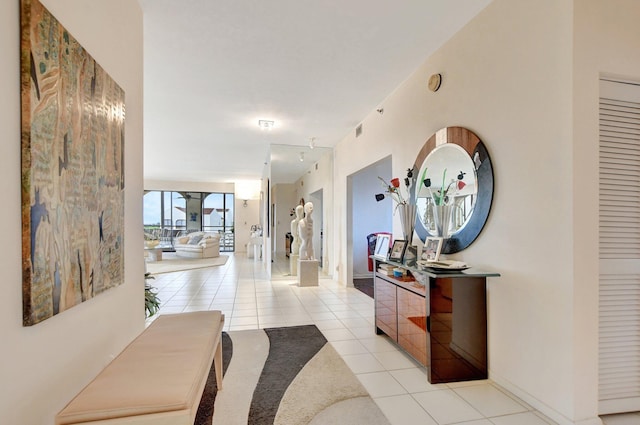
[
  {"left": 298, "top": 202, "right": 315, "bottom": 260},
  {"left": 290, "top": 205, "right": 304, "bottom": 255}
]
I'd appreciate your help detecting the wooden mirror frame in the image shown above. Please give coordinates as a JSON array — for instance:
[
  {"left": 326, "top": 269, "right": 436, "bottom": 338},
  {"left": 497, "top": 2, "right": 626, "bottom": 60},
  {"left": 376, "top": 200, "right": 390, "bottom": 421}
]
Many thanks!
[{"left": 413, "top": 127, "right": 494, "bottom": 254}]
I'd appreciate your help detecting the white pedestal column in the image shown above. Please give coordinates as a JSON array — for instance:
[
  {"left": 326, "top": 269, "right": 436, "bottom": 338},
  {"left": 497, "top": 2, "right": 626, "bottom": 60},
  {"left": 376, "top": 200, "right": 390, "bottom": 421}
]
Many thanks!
[{"left": 297, "top": 259, "right": 319, "bottom": 287}]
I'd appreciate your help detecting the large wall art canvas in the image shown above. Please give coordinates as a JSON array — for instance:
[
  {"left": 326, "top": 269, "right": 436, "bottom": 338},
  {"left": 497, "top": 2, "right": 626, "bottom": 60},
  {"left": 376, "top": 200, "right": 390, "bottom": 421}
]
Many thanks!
[{"left": 20, "top": 0, "right": 125, "bottom": 326}]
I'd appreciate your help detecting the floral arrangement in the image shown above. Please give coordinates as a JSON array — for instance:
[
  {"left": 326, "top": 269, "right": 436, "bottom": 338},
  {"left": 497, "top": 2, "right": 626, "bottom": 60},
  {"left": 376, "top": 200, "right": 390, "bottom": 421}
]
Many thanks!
[
  {"left": 422, "top": 169, "right": 466, "bottom": 206},
  {"left": 375, "top": 168, "right": 415, "bottom": 211},
  {"left": 144, "top": 231, "right": 160, "bottom": 248},
  {"left": 144, "top": 231, "right": 159, "bottom": 241}
]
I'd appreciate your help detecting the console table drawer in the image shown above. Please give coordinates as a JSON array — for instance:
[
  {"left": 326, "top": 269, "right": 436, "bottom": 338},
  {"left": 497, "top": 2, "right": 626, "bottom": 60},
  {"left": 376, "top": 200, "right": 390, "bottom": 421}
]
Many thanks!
[
  {"left": 397, "top": 286, "right": 427, "bottom": 366},
  {"left": 375, "top": 277, "right": 397, "bottom": 340}
]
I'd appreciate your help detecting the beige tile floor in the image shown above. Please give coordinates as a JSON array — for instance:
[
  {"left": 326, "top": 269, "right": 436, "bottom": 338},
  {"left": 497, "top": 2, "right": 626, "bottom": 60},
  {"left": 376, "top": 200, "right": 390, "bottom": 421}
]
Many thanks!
[{"left": 146, "top": 253, "right": 622, "bottom": 425}]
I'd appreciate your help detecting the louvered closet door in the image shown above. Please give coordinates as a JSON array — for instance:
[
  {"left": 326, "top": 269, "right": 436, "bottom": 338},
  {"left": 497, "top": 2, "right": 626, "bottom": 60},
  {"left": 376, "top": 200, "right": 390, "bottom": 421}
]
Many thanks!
[{"left": 599, "top": 78, "right": 640, "bottom": 414}]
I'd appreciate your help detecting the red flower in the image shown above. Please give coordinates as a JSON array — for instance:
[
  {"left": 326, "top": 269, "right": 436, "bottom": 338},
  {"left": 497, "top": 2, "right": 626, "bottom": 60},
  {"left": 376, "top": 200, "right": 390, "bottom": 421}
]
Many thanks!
[{"left": 390, "top": 178, "right": 400, "bottom": 188}]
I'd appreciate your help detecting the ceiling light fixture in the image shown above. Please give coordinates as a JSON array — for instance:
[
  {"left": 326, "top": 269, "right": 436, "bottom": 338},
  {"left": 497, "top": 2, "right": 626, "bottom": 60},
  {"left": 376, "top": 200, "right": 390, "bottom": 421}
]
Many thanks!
[
  {"left": 258, "top": 120, "right": 274, "bottom": 130},
  {"left": 309, "top": 137, "right": 316, "bottom": 149},
  {"left": 299, "top": 152, "right": 304, "bottom": 162},
  {"left": 235, "top": 180, "right": 261, "bottom": 209}
]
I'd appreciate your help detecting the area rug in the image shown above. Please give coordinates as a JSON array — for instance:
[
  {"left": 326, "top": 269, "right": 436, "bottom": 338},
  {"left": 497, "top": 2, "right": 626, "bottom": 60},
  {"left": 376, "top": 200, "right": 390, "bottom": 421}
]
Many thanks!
[
  {"left": 195, "top": 325, "right": 391, "bottom": 425},
  {"left": 353, "top": 277, "right": 374, "bottom": 299},
  {"left": 146, "top": 253, "right": 228, "bottom": 274}
]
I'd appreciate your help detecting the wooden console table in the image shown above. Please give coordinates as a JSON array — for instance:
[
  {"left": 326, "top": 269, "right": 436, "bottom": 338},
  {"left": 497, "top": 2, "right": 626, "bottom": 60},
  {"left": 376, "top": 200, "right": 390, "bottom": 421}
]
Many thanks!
[{"left": 372, "top": 257, "right": 499, "bottom": 384}]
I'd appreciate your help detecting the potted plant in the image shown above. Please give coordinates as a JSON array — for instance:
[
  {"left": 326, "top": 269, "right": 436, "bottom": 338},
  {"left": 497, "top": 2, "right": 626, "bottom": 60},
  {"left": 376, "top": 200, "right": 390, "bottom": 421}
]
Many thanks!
[{"left": 145, "top": 272, "right": 161, "bottom": 318}]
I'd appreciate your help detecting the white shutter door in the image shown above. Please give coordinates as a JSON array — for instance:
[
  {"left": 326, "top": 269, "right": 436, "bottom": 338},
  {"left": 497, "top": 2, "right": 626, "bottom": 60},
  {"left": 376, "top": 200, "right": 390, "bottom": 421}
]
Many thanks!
[{"left": 599, "top": 78, "right": 640, "bottom": 414}]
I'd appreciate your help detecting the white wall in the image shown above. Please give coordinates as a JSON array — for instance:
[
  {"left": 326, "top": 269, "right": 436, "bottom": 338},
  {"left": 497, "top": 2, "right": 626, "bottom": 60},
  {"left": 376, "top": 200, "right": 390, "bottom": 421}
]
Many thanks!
[
  {"left": 144, "top": 179, "right": 234, "bottom": 193},
  {"left": 0, "top": 1, "right": 144, "bottom": 423},
  {"left": 332, "top": 0, "right": 589, "bottom": 423},
  {"left": 573, "top": 0, "right": 640, "bottom": 420},
  {"left": 234, "top": 198, "right": 260, "bottom": 254}
]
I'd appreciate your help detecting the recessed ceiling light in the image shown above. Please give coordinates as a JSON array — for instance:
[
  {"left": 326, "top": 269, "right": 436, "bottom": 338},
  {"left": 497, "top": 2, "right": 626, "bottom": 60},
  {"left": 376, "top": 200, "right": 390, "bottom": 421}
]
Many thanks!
[
  {"left": 299, "top": 152, "right": 304, "bottom": 162},
  {"left": 309, "top": 137, "right": 316, "bottom": 149},
  {"left": 258, "top": 120, "right": 274, "bottom": 130}
]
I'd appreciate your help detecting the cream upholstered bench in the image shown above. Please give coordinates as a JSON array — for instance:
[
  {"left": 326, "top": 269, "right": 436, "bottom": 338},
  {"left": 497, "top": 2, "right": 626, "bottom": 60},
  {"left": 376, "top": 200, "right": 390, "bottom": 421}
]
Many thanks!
[{"left": 55, "top": 311, "right": 224, "bottom": 425}]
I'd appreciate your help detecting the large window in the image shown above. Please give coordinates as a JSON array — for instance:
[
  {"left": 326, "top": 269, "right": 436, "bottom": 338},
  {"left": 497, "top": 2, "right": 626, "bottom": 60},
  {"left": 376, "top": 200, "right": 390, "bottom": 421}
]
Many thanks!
[
  {"left": 203, "top": 193, "right": 235, "bottom": 251},
  {"left": 143, "top": 191, "right": 235, "bottom": 251}
]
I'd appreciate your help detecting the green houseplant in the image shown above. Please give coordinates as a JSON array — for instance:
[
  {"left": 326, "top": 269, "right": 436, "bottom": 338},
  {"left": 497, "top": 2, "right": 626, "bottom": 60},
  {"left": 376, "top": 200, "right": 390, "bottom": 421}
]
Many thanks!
[{"left": 145, "top": 272, "right": 161, "bottom": 318}]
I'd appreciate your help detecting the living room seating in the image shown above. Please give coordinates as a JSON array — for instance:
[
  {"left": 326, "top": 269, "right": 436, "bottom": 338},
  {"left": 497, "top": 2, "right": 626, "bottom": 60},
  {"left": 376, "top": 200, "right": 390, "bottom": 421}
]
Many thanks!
[{"left": 174, "top": 232, "right": 221, "bottom": 258}]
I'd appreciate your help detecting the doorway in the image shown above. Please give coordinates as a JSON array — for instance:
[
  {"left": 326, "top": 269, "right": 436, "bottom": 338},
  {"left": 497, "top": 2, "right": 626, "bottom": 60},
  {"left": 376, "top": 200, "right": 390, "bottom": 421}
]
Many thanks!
[{"left": 347, "top": 156, "right": 393, "bottom": 290}]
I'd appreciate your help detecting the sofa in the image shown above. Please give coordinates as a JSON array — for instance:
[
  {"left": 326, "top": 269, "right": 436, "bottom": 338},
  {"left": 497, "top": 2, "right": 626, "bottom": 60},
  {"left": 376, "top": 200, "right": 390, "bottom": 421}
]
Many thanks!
[{"left": 174, "top": 232, "right": 221, "bottom": 258}]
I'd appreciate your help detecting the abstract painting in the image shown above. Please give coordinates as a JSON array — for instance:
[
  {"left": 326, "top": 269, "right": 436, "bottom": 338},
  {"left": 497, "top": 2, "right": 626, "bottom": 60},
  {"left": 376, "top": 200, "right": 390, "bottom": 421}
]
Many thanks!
[{"left": 20, "top": 0, "right": 125, "bottom": 325}]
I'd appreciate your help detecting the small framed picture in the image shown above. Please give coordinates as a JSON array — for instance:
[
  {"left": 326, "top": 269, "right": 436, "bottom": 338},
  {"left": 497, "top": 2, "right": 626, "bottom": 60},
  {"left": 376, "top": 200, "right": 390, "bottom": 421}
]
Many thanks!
[
  {"left": 403, "top": 245, "right": 418, "bottom": 267},
  {"left": 389, "top": 239, "right": 408, "bottom": 262},
  {"left": 373, "top": 234, "right": 391, "bottom": 259},
  {"left": 422, "top": 237, "right": 443, "bottom": 262}
]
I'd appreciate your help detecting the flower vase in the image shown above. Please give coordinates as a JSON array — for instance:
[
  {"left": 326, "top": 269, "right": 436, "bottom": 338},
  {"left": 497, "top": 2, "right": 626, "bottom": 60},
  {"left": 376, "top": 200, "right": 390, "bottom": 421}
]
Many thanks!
[
  {"left": 398, "top": 203, "right": 417, "bottom": 244},
  {"left": 433, "top": 203, "right": 453, "bottom": 239}
]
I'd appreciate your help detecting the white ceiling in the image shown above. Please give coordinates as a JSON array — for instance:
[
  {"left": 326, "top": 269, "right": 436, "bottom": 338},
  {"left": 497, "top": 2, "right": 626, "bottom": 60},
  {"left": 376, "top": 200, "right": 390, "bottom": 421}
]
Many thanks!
[{"left": 139, "top": 0, "right": 492, "bottom": 184}]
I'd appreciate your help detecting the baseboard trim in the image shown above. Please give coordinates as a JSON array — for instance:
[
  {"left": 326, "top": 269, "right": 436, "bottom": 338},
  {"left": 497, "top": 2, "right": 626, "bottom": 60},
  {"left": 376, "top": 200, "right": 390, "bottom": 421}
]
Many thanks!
[
  {"left": 490, "top": 372, "right": 603, "bottom": 425},
  {"left": 353, "top": 273, "right": 372, "bottom": 279}
]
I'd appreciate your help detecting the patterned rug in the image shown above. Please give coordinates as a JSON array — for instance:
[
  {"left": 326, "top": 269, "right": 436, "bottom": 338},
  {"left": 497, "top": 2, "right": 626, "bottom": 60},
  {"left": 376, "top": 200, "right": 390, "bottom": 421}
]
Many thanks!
[{"left": 195, "top": 325, "right": 390, "bottom": 425}]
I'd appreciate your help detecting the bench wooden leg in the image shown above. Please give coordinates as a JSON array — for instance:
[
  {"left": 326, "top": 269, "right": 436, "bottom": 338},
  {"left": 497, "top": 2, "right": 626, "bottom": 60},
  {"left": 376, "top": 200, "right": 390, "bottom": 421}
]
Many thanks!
[{"left": 214, "top": 339, "right": 223, "bottom": 390}]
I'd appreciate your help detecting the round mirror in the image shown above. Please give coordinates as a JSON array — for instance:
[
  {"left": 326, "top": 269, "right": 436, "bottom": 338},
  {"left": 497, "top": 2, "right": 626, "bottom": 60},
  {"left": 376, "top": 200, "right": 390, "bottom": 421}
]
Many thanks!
[{"left": 413, "top": 127, "right": 494, "bottom": 254}]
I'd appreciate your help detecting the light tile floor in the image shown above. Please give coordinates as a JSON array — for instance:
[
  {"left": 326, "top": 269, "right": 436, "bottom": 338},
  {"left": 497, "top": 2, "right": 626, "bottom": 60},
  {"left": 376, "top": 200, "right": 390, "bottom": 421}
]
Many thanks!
[{"left": 146, "top": 253, "right": 621, "bottom": 425}]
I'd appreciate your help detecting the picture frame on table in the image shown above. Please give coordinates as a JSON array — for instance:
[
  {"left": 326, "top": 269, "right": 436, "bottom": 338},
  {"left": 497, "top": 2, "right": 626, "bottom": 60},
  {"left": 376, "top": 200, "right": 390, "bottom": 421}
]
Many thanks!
[
  {"left": 373, "top": 234, "right": 391, "bottom": 259},
  {"left": 422, "top": 237, "right": 443, "bottom": 262},
  {"left": 403, "top": 245, "right": 418, "bottom": 267},
  {"left": 389, "top": 239, "right": 408, "bottom": 262}
]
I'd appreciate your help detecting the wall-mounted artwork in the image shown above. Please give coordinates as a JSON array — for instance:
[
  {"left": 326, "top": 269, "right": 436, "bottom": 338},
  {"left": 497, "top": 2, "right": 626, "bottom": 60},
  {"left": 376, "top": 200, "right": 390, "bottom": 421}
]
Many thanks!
[{"left": 20, "top": 0, "right": 125, "bottom": 326}]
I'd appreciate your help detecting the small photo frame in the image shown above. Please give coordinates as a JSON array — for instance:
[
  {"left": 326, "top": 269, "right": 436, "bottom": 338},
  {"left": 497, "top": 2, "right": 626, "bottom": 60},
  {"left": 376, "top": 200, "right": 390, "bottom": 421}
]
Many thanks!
[
  {"left": 389, "top": 239, "right": 408, "bottom": 262},
  {"left": 373, "top": 234, "right": 391, "bottom": 259},
  {"left": 422, "top": 237, "right": 443, "bottom": 262},
  {"left": 403, "top": 245, "right": 418, "bottom": 267}
]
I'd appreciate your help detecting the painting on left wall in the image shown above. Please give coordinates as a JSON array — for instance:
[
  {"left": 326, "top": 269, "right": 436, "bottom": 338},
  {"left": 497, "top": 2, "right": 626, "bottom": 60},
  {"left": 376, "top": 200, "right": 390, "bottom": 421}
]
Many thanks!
[{"left": 20, "top": 0, "right": 125, "bottom": 326}]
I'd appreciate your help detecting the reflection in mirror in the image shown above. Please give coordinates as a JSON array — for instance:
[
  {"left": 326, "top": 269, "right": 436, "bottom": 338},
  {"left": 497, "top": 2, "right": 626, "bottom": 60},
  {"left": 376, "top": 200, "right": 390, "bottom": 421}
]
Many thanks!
[
  {"left": 413, "top": 127, "right": 494, "bottom": 254},
  {"left": 415, "top": 144, "right": 478, "bottom": 236},
  {"left": 269, "top": 144, "right": 332, "bottom": 279}
]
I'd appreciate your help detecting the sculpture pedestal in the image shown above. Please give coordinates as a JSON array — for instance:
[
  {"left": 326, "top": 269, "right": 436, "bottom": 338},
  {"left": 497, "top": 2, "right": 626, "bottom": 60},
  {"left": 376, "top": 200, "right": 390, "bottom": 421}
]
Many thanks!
[
  {"left": 297, "top": 260, "right": 319, "bottom": 287},
  {"left": 290, "top": 254, "right": 299, "bottom": 276}
]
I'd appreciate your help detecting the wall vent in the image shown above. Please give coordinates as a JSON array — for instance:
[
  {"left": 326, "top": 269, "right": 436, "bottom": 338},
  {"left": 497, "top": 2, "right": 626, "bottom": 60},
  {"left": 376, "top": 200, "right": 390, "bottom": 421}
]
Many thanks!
[{"left": 355, "top": 123, "right": 363, "bottom": 137}]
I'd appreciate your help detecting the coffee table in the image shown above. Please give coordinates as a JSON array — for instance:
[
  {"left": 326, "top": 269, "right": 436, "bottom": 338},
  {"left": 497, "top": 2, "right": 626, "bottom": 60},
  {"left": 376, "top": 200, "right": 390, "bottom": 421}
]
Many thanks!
[{"left": 145, "top": 247, "right": 163, "bottom": 261}]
